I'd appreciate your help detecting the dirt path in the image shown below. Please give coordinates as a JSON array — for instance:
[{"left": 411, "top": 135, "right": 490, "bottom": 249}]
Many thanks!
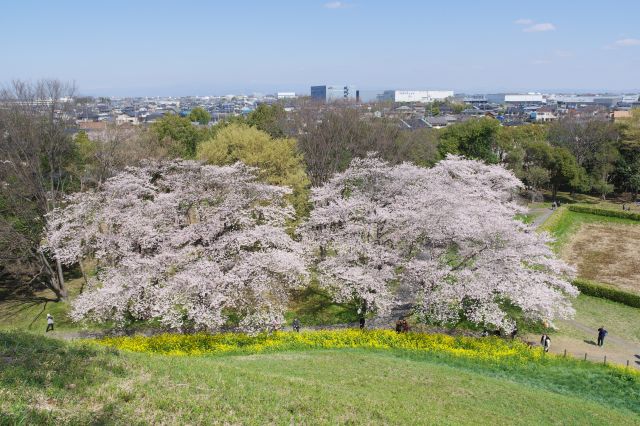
[
  {"left": 531, "top": 207, "right": 555, "bottom": 228},
  {"left": 528, "top": 205, "right": 640, "bottom": 368},
  {"left": 526, "top": 319, "right": 640, "bottom": 369}
]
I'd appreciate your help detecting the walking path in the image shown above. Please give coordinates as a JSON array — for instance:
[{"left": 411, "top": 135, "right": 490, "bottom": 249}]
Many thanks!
[
  {"left": 531, "top": 207, "right": 555, "bottom": 228},
  {"left": 527, "top": 205, "right": 640, "bottom": 369},
  {"left": 526, "top": 320, "right": 640, "bottom": 370}
]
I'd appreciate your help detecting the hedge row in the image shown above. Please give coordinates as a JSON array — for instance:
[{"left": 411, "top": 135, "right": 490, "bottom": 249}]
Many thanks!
[
  {"left": 567, "top": 205, "right": 640, "bottom": 221},
  {"left": 573, "top": 278, "right": 640, "bottom": 308}
]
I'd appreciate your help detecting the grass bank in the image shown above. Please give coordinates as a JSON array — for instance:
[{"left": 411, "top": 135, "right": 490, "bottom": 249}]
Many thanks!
[{"left": 1, "top": 331, "right": 639, "bottom": 425}]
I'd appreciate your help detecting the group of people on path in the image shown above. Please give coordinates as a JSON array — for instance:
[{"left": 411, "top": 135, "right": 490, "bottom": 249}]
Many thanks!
[
  {"left": 395, "top": 318, "right": 410, "bottom": 333},
  {"left": 539, "top": 326, "right": 608, "bottom": 353}
]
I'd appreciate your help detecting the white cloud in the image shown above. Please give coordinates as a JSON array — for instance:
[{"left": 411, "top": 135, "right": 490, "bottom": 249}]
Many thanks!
[
  {"left": 523, "top": 23, "right": 556, "bottom": 32},
  {"left": 514, "top": 18, "right": 533, "bottom": 25},
  {"left": 531, "top": 59, "right": 551, "bottom": 65},
  {"left": 324, "top": 1, "right": 348, "bottom": 8},
  {"left": 614, "top": 38, "right": 640, "bottom": 47},
  {"left": 554, "top": 50, "right": 573, "bottom": 58},
  {"left": 604, "top": 38, "right": 640, "bottom": 50}
]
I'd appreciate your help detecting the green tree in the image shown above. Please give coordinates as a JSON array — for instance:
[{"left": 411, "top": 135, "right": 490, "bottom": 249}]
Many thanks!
[
  {"left": 519, "top": 141, "right": 588, "bottom": 201},
  {"left": 497, "top": 124, "right": 548, "bottom": 164},
  {"left": 547, "top": 146, "right": 589, "bottom": 200},
  {"left": 430, "top": 102, "right": 441, "bottom": 116},
  {"left": 438, "top": 118, "right": 500, "bottom": 163},
  {"left": 523, "top": 166, "right": 550, "bottom": 202},
  {"left": 151, "top": 114, "right": 203, "bottom": 158},
  {"left": 450, "top": 102, "right": 467, "bottom": 114},
  {"left": 246, "top": 104, "right": 286, "bottom": 138},
  {"left": 188, "top": 107, "right": 211, "bottom": 125},
  {"left": 197, "top": 123, "right": 310, "bottom": 217},
  {"left": 629, "top": 172, "right": 640, "bottom": 201},
  {"left": 591, "top": 142, "right": 619, "bottom": 199},
  {"left": 614, "top": 109, "right": 640, "bottom": 196}
]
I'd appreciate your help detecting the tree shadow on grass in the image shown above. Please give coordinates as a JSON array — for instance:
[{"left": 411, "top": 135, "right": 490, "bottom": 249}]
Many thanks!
[{"left": 0, "top": 331, "right": 125, "bottom": 391}]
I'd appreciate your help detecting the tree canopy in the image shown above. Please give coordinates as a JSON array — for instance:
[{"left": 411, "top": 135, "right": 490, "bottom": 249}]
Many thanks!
[
  {"left": 438, "top": 118, "right": 501, "bottom": 163},
  {"left": 302, "top": 155, "right": 577, "bottom": 331},
  {"left": 188, "top": 107, "right": 211, "bottom": 125},
  {"left": 150, "top": 114, "right": 209, "bottom": 158},
  {"left": 44, "top": 161, "right": 307, "bottom": 331},
  {"left": 197, "top": 123, "right": 310, "bottom": 217}
]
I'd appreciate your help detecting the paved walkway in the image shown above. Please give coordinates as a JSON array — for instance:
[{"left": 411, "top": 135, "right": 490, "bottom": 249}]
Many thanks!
[{"left": 531, "top": 207, "right": 555, "bottom": 228}]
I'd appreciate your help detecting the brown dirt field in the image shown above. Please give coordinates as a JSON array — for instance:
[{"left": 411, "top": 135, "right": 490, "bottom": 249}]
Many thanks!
[{"left": 562, "top": 223, "right": 640, "bottom": 294}]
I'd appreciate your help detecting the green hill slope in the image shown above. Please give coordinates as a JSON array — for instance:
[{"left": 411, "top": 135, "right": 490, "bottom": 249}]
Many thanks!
[{"left": 1, "top": 332, "right": 639, "bottom": 425}]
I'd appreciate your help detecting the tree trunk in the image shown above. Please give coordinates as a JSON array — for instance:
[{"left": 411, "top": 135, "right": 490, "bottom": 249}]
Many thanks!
[
  {"left": 55, "top": 258, "right": 67, "bottom": 299},
  {"left": 78, "top": 259, "right": 88, "bottom": 294},
  {"left": 38, "top": 251, "right": 66, "bottom": 301}
]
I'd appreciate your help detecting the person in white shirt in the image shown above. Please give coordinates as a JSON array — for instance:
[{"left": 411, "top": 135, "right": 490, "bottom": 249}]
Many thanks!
[{"left": 46, "top": 314, "right": 54, "bottom": 332}]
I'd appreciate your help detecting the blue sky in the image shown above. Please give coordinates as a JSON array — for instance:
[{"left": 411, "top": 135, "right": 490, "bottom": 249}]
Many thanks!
[{"left": 1, "top": 0, "right": 639, "bottom": 96}]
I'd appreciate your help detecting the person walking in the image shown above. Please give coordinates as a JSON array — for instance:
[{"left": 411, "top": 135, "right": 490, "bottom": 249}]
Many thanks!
[
  {"left": 395, "top": 318, "right": 403, "bottom": 333},
  {"left": 540, "top": 333, "right": 551, "bottom": 352},
  {"left": 597, "top": 326, "right": 608, "bottom": 347},
  {"left": 510, "top": 326, "right": 518, "bottom": 340},
  {"left": 46, "top": 314, "right": 54, "bottom": 332},
  {"left": 357, "top": 305, "right": 366, "bottom": 330},
  {"left": 292, "top": 318, "right": 301, "bottom": 332}
]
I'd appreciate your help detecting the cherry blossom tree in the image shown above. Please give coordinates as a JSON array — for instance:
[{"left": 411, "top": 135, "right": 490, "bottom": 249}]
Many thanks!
[
  {"left": 302, "top": 154, "right": 577, "bottom": 332},
  {"left": 43, "top": 160, "right": 307, "bottom": 331}
]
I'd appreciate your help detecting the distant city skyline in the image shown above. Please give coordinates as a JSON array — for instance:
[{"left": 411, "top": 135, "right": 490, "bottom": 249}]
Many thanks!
[{"left": 2, "top": 0, "right": 639, "bottom": 96}]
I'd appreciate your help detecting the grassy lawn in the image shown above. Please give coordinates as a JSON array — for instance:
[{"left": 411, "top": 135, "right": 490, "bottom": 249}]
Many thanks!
[
  {"left": 1, "top": 332, "right": 639, "bottom": 425},
  {"left": 540, "top": 207, "right": 639, "bottom": 249},
  {"left": 531, "top": 295, "right": 640, "bottom": 371},
  {"left": 556, "top": 295, "right": 640, "bottom": 345},
  {"left": 0, "top": 278, "right": 104, "bottom": 333},
  {"left": 539, "top": 207, "right": 640, "bottom": 294}
]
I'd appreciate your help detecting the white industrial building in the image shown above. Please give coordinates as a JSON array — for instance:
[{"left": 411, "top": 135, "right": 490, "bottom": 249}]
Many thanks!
[
  {"left": 380, "top": 90, "right": 454, "bottom": 103},
  {"left": 277, "top": 92, "right": 297, "bottom": 99},
  {"left": 487, "top": 94, "right": 545, "bottom": 104},
  {"left": 505, "top": 94, "right": 544, "bottom": 103}
]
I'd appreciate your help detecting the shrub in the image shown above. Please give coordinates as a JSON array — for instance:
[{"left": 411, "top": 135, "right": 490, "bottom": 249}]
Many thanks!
[
  {"left": 573, "top": 278, "right": 640, "bottom": 308},
  {"left": 567, "top": 205, "right": 640, "bottom": 221}
]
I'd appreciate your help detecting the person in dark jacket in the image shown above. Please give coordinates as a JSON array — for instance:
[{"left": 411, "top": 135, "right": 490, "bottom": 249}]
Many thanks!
[
  {"left": 292, "top": 318, "right": 301, "bottom": 332},
  {"left": 597, "top": 326, "right": 608, "bottom": 347},
  {"left": 510, "top": 326, "right": 518, "bottom": 339},
  {"left": 540, "top": 334, "right": 551, "bottom": 352}
]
